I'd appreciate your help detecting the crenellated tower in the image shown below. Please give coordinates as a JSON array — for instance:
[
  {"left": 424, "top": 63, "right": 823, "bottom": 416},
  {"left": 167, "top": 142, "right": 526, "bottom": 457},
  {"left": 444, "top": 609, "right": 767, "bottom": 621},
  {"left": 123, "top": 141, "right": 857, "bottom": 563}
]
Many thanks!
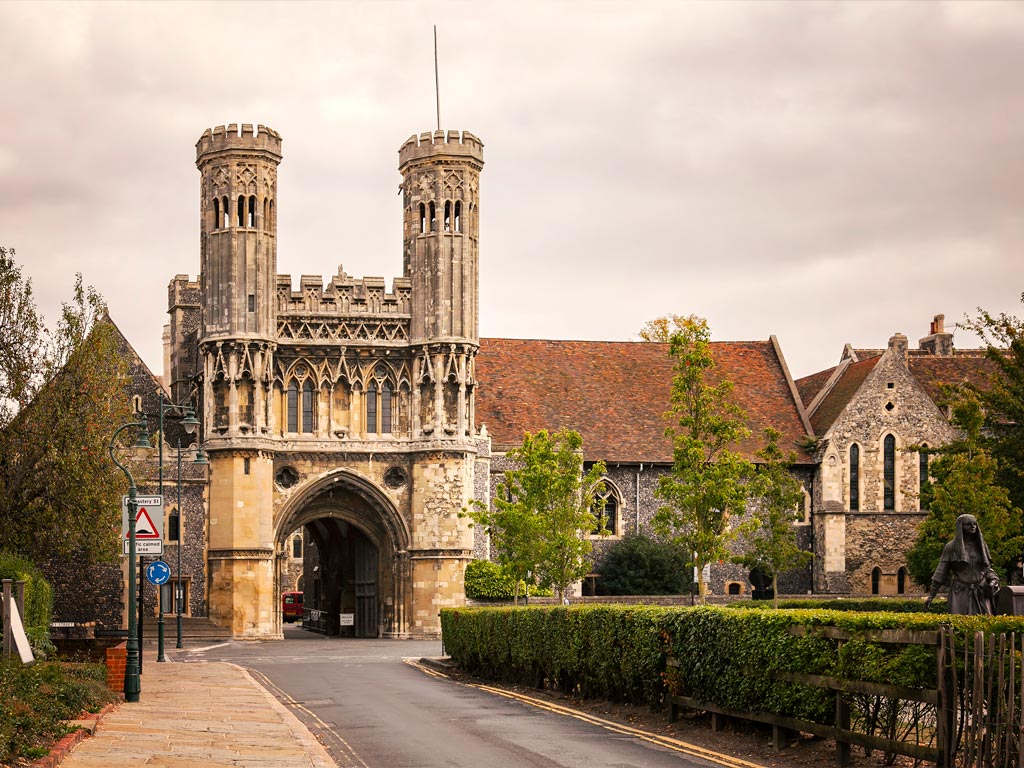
[
  {"left": 399, "top": 130, "right": 484, "bottom": 439},
  {"left": 196, "top": 123, "right": 282, "bottom": 438},
  {"left": 195, "top": 123, "right": 282, "bottom": 637}
]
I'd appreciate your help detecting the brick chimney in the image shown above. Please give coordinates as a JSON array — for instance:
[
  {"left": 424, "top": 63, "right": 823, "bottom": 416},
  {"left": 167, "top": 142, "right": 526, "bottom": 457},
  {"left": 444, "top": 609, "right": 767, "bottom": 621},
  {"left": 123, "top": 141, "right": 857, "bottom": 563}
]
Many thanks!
[{"left": 918, "top": 313, "right": 954, "bottom": 357}]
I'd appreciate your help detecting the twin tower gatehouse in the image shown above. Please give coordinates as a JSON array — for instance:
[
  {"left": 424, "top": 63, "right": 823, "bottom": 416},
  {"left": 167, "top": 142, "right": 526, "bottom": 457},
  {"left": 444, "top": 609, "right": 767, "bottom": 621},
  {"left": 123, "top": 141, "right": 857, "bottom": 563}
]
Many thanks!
[{"left": 166, "top": 123, "right": 486, "bottom": 639}]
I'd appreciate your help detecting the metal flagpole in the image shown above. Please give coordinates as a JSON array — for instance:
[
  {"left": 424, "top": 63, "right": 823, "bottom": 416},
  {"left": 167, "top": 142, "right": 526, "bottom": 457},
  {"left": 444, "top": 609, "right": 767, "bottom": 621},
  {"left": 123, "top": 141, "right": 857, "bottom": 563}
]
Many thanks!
[{"left": 434, "top": 25, "right": 440, "bottom": 131}]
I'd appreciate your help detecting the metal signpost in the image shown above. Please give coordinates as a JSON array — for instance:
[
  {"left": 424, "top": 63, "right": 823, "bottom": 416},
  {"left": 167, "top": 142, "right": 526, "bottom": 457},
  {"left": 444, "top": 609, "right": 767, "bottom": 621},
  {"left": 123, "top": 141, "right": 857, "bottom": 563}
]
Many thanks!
[
  {"left": 146, "top": 560, "right": 172, "bottom": 662},
  {"left": 121, "top": 496, "right": 164, "bottom": 555}
]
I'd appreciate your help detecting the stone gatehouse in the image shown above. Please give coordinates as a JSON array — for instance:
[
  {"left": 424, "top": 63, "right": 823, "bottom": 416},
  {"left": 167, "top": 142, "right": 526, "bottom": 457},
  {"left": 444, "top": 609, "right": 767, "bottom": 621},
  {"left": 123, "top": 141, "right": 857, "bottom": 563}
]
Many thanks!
[{"left": 38, "top": 123, "right": 999, "bottom": 640}]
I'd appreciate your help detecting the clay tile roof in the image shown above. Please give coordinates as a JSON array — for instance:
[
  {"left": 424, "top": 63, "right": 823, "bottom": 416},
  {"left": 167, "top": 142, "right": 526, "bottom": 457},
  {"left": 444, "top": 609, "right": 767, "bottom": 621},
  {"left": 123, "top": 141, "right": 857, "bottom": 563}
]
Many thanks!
[
  {"left": 475, "top": 338, "right": 813, "bottom": 465},
  {"left": 796, "top": 365, "right": 838, "bottom": 408},
  {"left": 908, "top": 351, "right": 999, "bottom": 404},
  {"left": 807, "top": 356, "right": 881, "bottom": 436}
]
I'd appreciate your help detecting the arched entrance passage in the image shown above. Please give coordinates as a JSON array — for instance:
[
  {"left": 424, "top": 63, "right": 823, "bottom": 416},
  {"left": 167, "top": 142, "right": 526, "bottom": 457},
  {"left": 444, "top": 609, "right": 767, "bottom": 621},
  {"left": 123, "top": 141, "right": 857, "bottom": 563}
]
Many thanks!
[{"left": 275, "top": 470, "right": 411, "bottom": 638}]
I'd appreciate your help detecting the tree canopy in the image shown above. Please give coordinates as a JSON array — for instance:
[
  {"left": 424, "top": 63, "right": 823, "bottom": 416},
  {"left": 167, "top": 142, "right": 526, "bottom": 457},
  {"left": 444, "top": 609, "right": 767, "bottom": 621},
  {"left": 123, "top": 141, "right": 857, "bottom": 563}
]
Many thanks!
[
  {"left": 0, "top": 251, "right": 132, "bottom": 565},
  {"left": 907, "top": 392, "right": 1024, "bottom": 587},
  {"left": 960, "top": 293, "right": 1024, "bottom": 513},
  {"left": 735, "top": 427, "right": 812, "bottom": 607},
  {"left": 465, "top": 428, "right": 606, "bottom": 601},
  {"left": 639, "top": 313, "right": 691, "bottom": 343},
  {"left": 0, "top": 247, "right": 44, "bottom": 427},
  {"left": 651, "top": 315, "right": 753, "bottom": 603}
]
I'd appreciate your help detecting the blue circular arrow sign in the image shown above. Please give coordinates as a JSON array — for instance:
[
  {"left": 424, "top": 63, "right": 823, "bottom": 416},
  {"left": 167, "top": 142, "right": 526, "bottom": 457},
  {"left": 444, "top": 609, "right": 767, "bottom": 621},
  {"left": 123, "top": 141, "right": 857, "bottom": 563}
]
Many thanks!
[{"left": 146, "top": 560, "right": 171, "bottom": 586}]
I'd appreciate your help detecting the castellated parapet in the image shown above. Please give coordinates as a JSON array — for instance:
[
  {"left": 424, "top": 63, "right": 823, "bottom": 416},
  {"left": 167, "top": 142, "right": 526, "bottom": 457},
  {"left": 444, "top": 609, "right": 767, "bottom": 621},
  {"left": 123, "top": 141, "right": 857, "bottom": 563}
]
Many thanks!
[
  {"left": 196, "top": 123, "right": 283, "bottom": 160},
  {"left": 399, "top": 130, "right": 484, "bottom": 168},
  {"left": 276, "top": 266, "right": 412, "bottom": 316}
]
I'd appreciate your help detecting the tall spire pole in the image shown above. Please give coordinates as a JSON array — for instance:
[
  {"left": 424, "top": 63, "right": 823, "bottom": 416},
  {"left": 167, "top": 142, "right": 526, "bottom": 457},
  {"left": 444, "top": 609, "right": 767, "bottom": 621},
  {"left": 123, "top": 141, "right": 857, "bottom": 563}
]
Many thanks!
[{"left": 434, "top": 25, "right": 441, "bottom": 131}]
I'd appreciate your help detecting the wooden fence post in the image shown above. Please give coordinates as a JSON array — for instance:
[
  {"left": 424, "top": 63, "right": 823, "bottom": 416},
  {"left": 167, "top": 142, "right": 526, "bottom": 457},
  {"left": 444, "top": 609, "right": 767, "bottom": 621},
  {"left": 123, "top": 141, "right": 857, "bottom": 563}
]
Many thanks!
[
  {"left": 936, "top": 626, "right": 955, "bottom": 768},
  {"left": 835, "top": 690, "right": 851, "bottom": 767},
  {"left": 1, "top": 579, "right": 11, "bottom": 656}
]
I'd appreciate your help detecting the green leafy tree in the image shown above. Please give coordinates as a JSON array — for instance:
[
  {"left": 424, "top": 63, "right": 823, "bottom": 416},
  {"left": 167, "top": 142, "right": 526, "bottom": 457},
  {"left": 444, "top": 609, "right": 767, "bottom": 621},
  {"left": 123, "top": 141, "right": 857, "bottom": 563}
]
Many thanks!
[
  {"left": 907, "top": 392, "right": 1024, "bottom": 587},
  {"left": 595, "top": 534, "right": 692, "bottom": 595},
  {"left": 0, "top": 247, "right": 44, "bottom": 427},
  {"left": 652, "top": 316, "right": 753, "bottom": 603},
  {"left": 0, "top": 272, "right": 132, "bottom": 564},
  {"left": 466, "top": 429, "right": 606, "bottom": 602},
  {"left": 960, "top": 294, "right": 1024, "bottom": 512},
  {"left": 735, "top": 428, "right": 813, "bottom": 607}
]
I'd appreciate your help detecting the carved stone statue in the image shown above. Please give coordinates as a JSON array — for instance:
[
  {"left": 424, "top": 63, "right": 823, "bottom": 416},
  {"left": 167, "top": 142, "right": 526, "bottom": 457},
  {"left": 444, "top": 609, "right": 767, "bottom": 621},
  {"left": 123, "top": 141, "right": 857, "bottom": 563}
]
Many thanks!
[{"left": 925, "top": 514, "right": 1000, "bottom": 615}]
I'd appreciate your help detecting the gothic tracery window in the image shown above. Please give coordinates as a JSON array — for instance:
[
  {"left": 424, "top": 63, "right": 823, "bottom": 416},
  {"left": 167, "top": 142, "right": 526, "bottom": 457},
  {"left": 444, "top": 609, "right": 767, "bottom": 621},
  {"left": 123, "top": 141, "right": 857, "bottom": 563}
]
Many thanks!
[
  {"left": 365, "top": 376, "right": 394, "bottom": 434},
  {"left": 591, "top": 482, "right": 620, "bottom": 536}
]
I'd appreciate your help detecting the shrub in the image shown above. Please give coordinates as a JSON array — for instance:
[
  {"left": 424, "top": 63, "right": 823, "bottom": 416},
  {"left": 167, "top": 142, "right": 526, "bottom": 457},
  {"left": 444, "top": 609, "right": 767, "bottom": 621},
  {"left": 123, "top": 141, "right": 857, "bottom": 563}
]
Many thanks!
[
  {"left": 0, "top": 551, "right": 54, "bottom": 657},
  {"left": 464, "top": 560, "right": 552, "bottom": 600},
  {"left": 0, "top": 658, "right": 118, "bottom": 764},
  {"left": 595, "top": 534, "right": 692, "bottom": 595}
]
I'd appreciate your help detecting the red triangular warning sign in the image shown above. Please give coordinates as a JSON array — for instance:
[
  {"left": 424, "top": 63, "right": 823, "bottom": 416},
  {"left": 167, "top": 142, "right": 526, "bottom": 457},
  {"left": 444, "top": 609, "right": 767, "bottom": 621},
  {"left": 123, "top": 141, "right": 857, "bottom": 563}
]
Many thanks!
[{"left": 127, "top": 508, "right": 161, "bottom": 539}]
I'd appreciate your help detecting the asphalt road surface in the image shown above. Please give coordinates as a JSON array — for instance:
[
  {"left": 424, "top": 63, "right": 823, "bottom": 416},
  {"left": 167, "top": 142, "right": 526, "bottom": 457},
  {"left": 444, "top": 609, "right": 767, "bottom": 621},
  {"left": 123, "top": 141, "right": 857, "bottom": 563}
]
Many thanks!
[{"left": 178, "top": 625, "right": 746, "bottom": 768}]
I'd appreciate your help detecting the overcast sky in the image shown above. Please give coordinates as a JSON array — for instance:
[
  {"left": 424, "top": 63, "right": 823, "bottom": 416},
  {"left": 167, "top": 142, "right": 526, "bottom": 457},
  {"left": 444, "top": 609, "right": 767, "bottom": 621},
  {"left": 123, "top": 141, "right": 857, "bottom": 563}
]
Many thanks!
[{"left": 1, "top": 1, "right": 1021, "bottom": 380}]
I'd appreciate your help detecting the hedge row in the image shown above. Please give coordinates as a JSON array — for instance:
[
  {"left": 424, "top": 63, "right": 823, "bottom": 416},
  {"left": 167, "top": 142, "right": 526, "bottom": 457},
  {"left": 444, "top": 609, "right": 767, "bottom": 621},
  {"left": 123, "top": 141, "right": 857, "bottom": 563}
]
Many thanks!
[
  {"left": 731, "top": 597, "right": 947, "bottom": 614},
  {"left": 440, "top": 604, "right": 1024, "bottom": 724}
]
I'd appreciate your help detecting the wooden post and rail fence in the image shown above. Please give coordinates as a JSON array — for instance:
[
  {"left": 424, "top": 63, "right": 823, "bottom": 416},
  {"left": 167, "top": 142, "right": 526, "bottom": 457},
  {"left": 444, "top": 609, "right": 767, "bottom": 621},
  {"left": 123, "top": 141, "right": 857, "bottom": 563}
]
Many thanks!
[{"left": 669, "top": 625, "right": 1024, "bottom": 767}]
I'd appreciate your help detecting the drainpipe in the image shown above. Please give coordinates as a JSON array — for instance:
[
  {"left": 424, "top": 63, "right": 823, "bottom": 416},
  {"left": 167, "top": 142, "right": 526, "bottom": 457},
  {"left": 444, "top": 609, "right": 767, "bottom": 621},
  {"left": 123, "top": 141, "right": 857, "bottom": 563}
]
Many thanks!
[{"left": 635, "top": 463, "right": 644, "bottom": 534}]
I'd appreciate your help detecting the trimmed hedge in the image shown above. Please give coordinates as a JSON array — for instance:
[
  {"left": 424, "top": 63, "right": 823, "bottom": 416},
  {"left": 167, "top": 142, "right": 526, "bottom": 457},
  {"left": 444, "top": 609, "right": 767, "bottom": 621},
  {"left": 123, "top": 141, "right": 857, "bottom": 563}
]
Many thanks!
[
  {"left": 442, "top": 604, "right": 666, "bottom": 705},
  {"left": 729, "top": 597, "right": 947, "bottom": 614},
  {"left": 0, "top": 552, "right": 54, "bottom": 657},
  {"left": 441, "top": 604, "right": 1024, "bottom": 724}
]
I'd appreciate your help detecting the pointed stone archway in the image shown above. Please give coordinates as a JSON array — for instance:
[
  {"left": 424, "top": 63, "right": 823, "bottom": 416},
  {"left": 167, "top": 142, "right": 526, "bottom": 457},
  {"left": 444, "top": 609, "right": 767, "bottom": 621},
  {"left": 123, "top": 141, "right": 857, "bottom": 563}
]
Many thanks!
[{"left": 274, "top": 470, "right": 411, "bottom": 638}]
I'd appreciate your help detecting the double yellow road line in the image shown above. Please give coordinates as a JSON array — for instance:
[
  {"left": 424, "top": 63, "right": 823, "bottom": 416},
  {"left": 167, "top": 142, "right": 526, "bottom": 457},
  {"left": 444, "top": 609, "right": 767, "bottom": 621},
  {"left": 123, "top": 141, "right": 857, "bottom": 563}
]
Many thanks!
[{"left": 404, "top": 658, "right": 767, "bottom": 768}]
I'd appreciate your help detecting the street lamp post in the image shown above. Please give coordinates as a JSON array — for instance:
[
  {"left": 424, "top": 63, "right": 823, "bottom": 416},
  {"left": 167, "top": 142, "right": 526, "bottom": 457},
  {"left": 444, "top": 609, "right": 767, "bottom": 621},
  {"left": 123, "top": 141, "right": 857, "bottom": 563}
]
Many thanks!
[
  {"left": 174, "top": 437, "right": 208, "bottom": 649},
  {"left": 108, "top": 415, "right": 152, "bottom": 703},
  {"left": 156, "top": 392, "right": 199, "bottom": 662}
]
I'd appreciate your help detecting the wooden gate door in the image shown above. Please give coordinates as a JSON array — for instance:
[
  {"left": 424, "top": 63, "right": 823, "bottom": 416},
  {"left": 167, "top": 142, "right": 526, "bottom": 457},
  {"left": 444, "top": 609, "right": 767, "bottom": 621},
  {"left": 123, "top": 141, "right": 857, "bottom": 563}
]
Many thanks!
[{"left": 354, "top": 539, "right": 378, "bottom": 638}]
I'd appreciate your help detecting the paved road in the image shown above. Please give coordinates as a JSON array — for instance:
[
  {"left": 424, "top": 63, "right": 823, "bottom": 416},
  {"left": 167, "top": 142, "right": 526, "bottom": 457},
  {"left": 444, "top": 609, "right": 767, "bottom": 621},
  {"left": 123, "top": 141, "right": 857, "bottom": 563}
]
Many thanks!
[{"left": 177, "top": 626, "right": 746, "bottom": 768}]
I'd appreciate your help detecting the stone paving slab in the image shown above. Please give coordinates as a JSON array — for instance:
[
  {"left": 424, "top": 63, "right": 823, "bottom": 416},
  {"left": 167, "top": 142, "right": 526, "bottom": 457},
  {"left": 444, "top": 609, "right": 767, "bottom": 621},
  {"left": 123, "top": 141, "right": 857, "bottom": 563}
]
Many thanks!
[{"left": 59, "top": 656, "right": 333, "bottom": 768}]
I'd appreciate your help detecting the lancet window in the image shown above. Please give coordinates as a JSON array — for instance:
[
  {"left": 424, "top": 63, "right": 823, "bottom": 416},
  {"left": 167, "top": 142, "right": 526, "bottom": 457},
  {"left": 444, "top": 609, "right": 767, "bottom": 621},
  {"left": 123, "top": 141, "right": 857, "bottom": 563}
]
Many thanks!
[
  {"left": 849, "top": 444, "right": 860, "bottom": 511},
  {"left": 883, "top": 434, "right": 896, "bottom": 511}
]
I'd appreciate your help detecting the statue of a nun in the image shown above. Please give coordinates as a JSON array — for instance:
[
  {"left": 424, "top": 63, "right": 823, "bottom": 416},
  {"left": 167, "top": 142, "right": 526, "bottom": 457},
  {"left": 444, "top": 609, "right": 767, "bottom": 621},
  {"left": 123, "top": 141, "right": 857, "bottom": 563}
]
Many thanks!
[{"left": 925, "top": 514, "right": 1000, "bottom": 615}]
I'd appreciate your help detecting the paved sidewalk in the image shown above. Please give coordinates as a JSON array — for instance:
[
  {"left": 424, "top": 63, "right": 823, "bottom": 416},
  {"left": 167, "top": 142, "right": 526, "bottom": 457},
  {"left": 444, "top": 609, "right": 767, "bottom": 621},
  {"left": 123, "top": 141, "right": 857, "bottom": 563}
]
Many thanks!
[{"left": 60, "top": 651, "right": 334, "bottom": 768}]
